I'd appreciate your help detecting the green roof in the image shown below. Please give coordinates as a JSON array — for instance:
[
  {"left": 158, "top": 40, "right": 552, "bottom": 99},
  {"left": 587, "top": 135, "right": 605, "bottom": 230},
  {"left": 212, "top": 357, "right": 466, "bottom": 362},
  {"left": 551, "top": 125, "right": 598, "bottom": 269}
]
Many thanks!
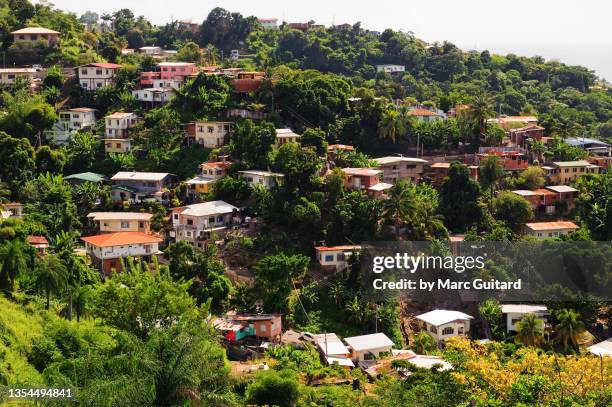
[{"left": 64, "top": 172, "right": 106, "bottom": 183}]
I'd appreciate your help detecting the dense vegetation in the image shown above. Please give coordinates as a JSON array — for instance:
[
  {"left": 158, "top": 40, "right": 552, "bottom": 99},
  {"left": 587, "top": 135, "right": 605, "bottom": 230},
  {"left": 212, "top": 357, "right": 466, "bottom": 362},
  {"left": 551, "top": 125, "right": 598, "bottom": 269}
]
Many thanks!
[{"left": 0, "top": 1, "right": 610, "bottom": 406}]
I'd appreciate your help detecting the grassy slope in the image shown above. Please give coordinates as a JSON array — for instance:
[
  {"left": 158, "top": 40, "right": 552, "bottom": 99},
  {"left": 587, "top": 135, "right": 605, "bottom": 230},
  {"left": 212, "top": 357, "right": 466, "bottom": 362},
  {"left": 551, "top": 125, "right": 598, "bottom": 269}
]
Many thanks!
[{"left": 0, "top": 296, "right": 45, "bottom": 386}]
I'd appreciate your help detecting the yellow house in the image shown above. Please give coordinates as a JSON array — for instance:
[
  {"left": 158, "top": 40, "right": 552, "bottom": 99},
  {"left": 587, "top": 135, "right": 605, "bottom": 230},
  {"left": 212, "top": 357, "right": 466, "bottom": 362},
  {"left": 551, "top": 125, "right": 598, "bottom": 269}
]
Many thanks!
[
  {"left": 104, "top": 138, "right": 132, "bottom": 154},
  {"left": 550, "top": 161, "right": 600, "bottom": 184},
  {"left": 87, "top": 212, "right": 153, "bottom": 233},
  {"left": 185, "top": 161, "right": 230, "bottom": 198}
]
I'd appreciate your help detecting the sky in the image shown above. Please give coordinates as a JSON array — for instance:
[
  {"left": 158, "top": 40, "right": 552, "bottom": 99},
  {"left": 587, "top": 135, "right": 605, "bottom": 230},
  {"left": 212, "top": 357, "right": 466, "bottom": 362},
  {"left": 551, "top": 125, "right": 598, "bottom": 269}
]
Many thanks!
[{"left": 42, "top": 0, "right": 612, "bottom": 79}]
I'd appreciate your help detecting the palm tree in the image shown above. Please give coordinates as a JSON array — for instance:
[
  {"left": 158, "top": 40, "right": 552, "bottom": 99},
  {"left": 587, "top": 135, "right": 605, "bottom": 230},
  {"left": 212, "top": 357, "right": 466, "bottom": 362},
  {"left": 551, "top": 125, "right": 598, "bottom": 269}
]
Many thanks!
[
  {"left": 0, "top": 240, "right": 29, "bottom": 292},
  {"left": 479, "top": 299, "right": 501, "bottom": 339},
  {"left": 413, "top": 331, "right": 437, "bottom": 354},
  {"left": 480, "top": 155, "right": 504, "bottom": 211},
  {"left": 35, "top": 254, "right": 68, "bottom": 310},
  {"left": 411, "top": 200, "right": 449, "bottom": 240},
  {"left": 468, "top": 93, "right": 494, "bottom": 137},
  {"left": 515, "top": 313, "right": 544, "bottom": 347},
  {"left": 378, "top": 108, "right": 408, "bottom": 143},
  {"left": 554, "top": 309, "right": 585, "bottom": 352},
  {"left": 345, "top": 296, "right": 362, "bottom": 323},
  {"left": 382, "top": 180, "right": 418, "bottom": 237},
  {"left": 328, "top": 280, "right": 345, "bottom": 306}
]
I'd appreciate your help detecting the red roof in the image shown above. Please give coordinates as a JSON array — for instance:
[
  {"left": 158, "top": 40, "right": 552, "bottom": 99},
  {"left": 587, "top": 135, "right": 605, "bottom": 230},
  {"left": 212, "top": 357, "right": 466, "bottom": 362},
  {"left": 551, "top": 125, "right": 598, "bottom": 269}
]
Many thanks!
[
  {"left": 316, "top": 245, "right": 361, "bottom": 251},
  {"left": 27, "top": 235, "right": 49, "bottom": 245},
  {"left": 81, "top": 232, "right": 162, "bottom": 247},
  {"left": 533, "top": 188, "right": 556, "bottom": 196},
  {"left": 409, "top": 108, "right": 436, "bottom": 117},
  {"left": 79, "top": 62, "right": 122, "bottom": 69},
  {"left": 524, "top": 221, "right": 579, "bottom": 231},
  {"left": 201, "top": 161, "right": 230, "bottom": 169}
]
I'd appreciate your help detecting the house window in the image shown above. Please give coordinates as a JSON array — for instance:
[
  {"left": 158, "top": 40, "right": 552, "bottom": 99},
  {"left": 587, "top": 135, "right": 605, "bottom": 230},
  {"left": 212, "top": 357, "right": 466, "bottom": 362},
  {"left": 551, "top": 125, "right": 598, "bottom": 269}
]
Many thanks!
[
  {"left": 116, "top": 143, "right": 121, "bottom": 148},
  {"left": 216, "top": 215, "right": 223, "bottom": 222},
  {"left": 208, "top": 216, "right": 215, "bottom": 224},
  {"left": 173, "top": 214, "right": 179, "bottom": 220},
  {"left": 336, "top": 253, "right": 345, "bottom": 261},
  {"left": 406, "top": 164, "right": 416, "bottom": 169},
  {"left": 260, "top": 324, "right": 267, "bottom": 332},
  {"left": 442, "top": 327, "right": 454, "bottom": 336},
  {"left": 186, "top": 219, "right": 193, "bottom": 226},
  {"left": 207, "top": 126, "right": 214, "bottom": 133},
  {"left": 139, "top": 222, "right": 144, "bottom": 228},
  {"left": 121, "top": 221, "right": 130, "bottom": 228},
  {"left": 96, "top": 69, "right": 103, "bottom": 75},
  {"left": 324, "top": 254, "right": 334, "bottom": 262},
  {"left": 429, "top": 325, "right": 437, "bottom": 334}
]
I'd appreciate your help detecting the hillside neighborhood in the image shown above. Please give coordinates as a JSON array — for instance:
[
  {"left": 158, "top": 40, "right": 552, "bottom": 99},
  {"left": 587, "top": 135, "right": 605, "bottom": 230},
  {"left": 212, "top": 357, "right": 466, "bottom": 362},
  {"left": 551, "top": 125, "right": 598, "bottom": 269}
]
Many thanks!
[{"left": 0, "top": 1, "right": 610, "bottom": 406}]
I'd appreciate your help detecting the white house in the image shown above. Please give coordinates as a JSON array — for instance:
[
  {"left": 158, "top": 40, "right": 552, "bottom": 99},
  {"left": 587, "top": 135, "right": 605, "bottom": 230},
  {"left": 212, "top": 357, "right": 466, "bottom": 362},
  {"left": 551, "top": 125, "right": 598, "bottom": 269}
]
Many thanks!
[
  {"left": 0, "top": 202, "right": 23, "bottom": 219},
  {"left": 105, "top": 112, "right": 138, "bottom": 154},
  {"left": 501, "top": 304, "right": 548, "bottom": 333},
  {"left": 87, "top": 212, "right": 153, "bottom": 234},
  {"left": 522, "top": 221, "right": 579, "bottom": 239},
  {"left": 315, "top": 245, "right": 361, "bottom": 271},
  {"left": 314, "top": 333, "right": 354, "bottom": 367},
  {"left": 132, "top": 88, "right": 176, "bottom": 107},
  {"left": 344, "top": 333, "right": 394, "bottom": 363},
  {"left": 81, "top": 232, "right": 163, "bottom": 275},
  {"left": 415, "top": 309, "right": 473, "bottom": 343},
  {"left": 139, "top": 46, "right": 163, "bottom": 55},
  {"left": 171, "top": 200, "right": 239, "bottom": 248},
  {"left": 77, "top": 62, "right": 122, "bottom": 90},
  {"left": 276, "top": 128, "right": 301, "bottom": 147},
  {"left": 376, "top": 64, "right": 405, "bottom": 73},
  {"left": 47, "top": 107, "right": 97, "bottom": 144},
  {"left": 374, "top": 156, "right": 429, "bottom": 184},
  {"left": 258, "top": 18, "right": 279, "bottom": 29},
  {"left": 190, "top": 121, "right": 233, "bottom": 148},
  {"left": 0, "top": 68, "right": 38, "bottom": 86},
  {"left": 110, "top": 172, "right": 173, "bottom": 203},
  {"left": 238, "top": 170, "right": 284, "bottom": 189},
  {"left": 587, "top": 338, "right": 612, "bottom": 357}
]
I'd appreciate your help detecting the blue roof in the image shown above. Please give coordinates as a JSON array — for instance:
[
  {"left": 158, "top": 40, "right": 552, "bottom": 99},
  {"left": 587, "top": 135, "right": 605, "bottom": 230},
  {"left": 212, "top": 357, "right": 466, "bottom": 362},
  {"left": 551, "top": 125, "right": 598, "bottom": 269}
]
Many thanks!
[{"left": 565, "top": 138, "right": 610, "bottom": 148}]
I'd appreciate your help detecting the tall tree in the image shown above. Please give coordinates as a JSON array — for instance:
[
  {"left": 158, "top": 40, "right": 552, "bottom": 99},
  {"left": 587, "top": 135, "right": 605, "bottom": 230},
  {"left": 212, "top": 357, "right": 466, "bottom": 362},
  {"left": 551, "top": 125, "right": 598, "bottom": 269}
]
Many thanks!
[
  {"left": 35, "top": 254, "right": 68, "bottom": 309},
  {"left": 554, "top": 309, "right": 585, "bottom": 352},
  {"left": 515, "top": 313, "right": 544, "bottom": 347},
  {"left": 479, "top": 155, "right": 504, "bottom": 211}
]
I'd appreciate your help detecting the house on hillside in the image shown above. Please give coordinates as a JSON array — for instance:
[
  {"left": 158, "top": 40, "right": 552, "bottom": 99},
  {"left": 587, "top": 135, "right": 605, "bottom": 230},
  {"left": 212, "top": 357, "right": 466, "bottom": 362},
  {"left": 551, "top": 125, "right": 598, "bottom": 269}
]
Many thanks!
[
  {"left": 509, "top": 124, "right": 545, "bottom": 147},
  {"left": 47, "top": 107, "right": 97, "bottom": 145},
  {"left": 565, "top": 137, "right": 611, "bottom": 156},
  {"left": 275, "top": 128, "right": 301, "bottom": 147},
  {"left": 408, "top": 108, "right": 444, "bottom": 122},
  {"left": 314, "top": 333, "right": 354, "bottom": 367},
  {"left": 374, "top": 156, "right": 429, "bottom": 184},
  {"left": 522, "top": 221, "right": 579, "bottom": 239},
  {"left": 81, "top": 232, "right": 163, "bottom": 275},
  {"left": 27, "top": 235, "right": 49, "bottom": 255},
  {"left": 258, "top": 18, "right": 278, "bottom": 29},
  {"left": 0, "top": 203, "right": 23, "bottom": 219},
  {"left": 170, "top": 200, "right": 239, "bottom": 248},
  {"left": 0, "top": 68, "right": 39, "bottom": 87},
  {"left": 415, "top": 309, "right": 473, "bottom": 343},
  {"left": 11, "top": 27, "right": 60, "bottom": 46},
  {"left": 132, "top": 87, "right": 176, "bottom": 108},
  {"left": 104, "top": 112, "right": 138, "bottom": 154},
  {"left": 477, "top": 148, "right": 528, "bottom": 172},
  {"left": 77, "top": 62, "right": 122, "bottom": 89},
  {"left": 501, "top": 304, "right": 548, "bottom": 333},
  {"left": 376, "top": 64, "right": 405, "bottom": 74},
  {"left": 238, "top": 170, "right": 284, "bottom": 189},
  {"left": 110, "top": 172, "right": 173, "bottom": 203},
  {"left": 214, "top": 314, "right": 282, "bottom": 342},
  {"left": 327, "top": 144, "right": 355, "bottom": 160},
  {"left": 185, "top": 161, "right": 230, "bottom": 198},
  {"left": 315, "top": 245, "right": 361, "bottom": 272},
  {"left": 186, "top": 121, "right": 233, "bottom": 148},
  {"left": 549, "top": 161, "right": 600, "bottom": 184},
  {"left": 340, "top": 168, "right": 392, "bottom": 199},
  {"left": 87, "top": 212, "right": 153, "bottom": 234},
  {"left": 344, "top": 333, "right": 394, "bottom": 363},
  {"left": 232, "top": 71, "right": 265, "bottom": 93},
  {"left": 428, "top": 162, "right": 478, "bottom": 187}
]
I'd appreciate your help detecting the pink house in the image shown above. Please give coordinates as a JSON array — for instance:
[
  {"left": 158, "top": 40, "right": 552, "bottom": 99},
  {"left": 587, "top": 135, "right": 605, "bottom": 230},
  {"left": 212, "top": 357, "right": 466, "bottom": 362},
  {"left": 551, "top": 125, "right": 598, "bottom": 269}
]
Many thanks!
[{"left": 158, "top": 62, "right": 197, "bottom": 81}]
